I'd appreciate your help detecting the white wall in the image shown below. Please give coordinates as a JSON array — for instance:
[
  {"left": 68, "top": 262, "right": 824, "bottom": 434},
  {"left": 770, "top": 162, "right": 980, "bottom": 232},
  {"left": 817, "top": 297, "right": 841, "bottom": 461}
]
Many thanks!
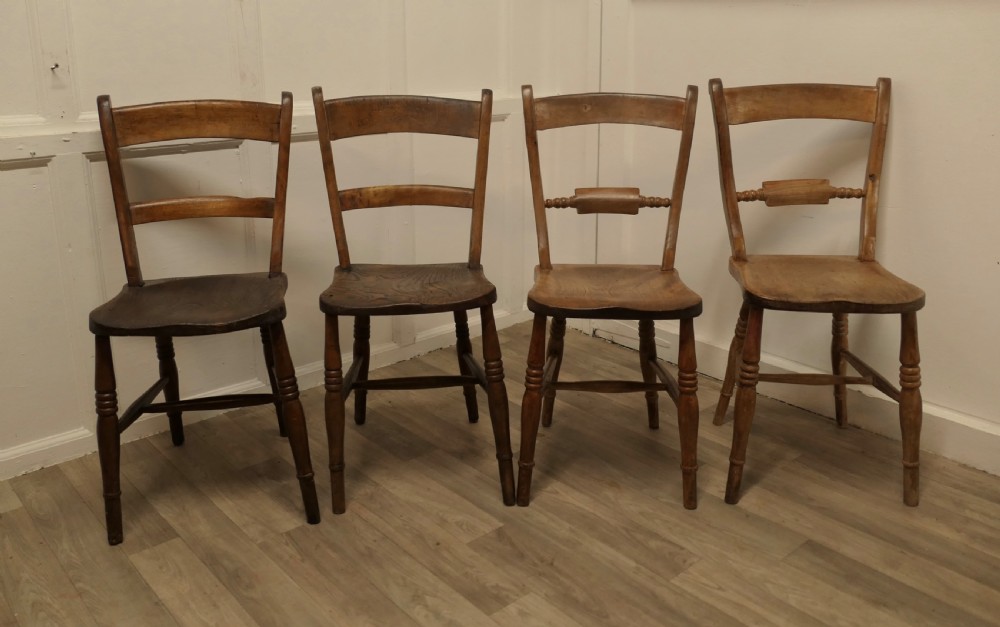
[{"left": 1, "top": 0, "right": 997, "bottom": 478}]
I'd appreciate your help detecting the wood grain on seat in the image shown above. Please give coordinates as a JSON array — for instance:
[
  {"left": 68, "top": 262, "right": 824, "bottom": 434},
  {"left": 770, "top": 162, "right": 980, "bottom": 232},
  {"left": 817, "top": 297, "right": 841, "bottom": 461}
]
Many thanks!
[
  {"left": 731, "top": 256, "right": 925, "bottom": 313},
  {"left": 90, "top": 273, "right": 287, "bottom": 336},
  {"left": 320, "top": 264, "right": 496, "bottom": 316},
  {"left": 528, "top": 265, "right": 702, "bottom": 320}
]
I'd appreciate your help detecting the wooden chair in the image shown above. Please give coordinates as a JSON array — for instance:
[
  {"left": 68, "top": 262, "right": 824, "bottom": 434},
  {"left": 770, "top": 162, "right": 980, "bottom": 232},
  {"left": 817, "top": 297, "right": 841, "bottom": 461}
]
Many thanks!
[
  {"left": 90, "top": 94, "right": 320, "bottom": 544},
  {"left": 312, "top": 87, "right": 515, "bottom": 513},
  {"left": 708, "top": 78, "right": 926, "bottom": 506},
  {"left": 517, "top": 85, "right": 702, "bottom": 509}
]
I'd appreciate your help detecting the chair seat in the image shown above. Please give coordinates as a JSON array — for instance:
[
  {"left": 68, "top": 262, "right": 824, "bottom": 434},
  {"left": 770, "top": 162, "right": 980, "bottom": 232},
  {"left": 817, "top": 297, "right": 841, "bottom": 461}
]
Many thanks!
[
  {"left": 731, "top": 255, "right": 925, "bottom": 313},
  {"left": 90, "top": 272, "right": 287, "bottom": 337},
  {"left": 527, "top": 264, "right": 703, "bottom": 319},
  {"left": 320, "top": 263, "right": 497, "bottom": 316}
]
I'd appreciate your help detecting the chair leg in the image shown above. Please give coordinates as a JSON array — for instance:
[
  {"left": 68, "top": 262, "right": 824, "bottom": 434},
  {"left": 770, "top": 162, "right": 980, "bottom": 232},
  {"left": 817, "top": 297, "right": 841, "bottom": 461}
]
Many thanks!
[
  {"left": 899, "top": 312, "right": 922, "bottom": 507},
  {"left": 713, "top": 303, "right": 749, "bottom": 425},
  {"left": 638, "top": 319, "right": 660, "bottom": 430},
  {"left": 324, "top": 314, "right": 347, "bottom": 514},
  {"left": 266, "top": 322, "right": 320, "bottom": 524},
  {"left": 479, "top": 305, "right": 515, "bottom": 506},
  {"left": 540, "top": 317, "right": 566, "bottom": 428},
  {"left": 725, "top": 306, "right": 763, "bottom": 504},
  {"left": 154, "top": 336, "right": 184, "bottom": 446},
  {"left": 516, "top": 314, "right": 548, "bottom": 507},
  {"left": 94, "top": 335, "right": 123, "bottom": 545},
  {"left": 677, "top": 318, "right": 699, "bottom": 510},
  {"left": 832, "top": 313, "right": 849, "bottom": 428},
  {"left": 260, "top": 327, "right": 287, "bottom": 437},
  {"left": 454, "top": 310, "right": 480, "bottom": 424},
  {"left": 352, "top": 316, "right": 371, "bottom": 426}
]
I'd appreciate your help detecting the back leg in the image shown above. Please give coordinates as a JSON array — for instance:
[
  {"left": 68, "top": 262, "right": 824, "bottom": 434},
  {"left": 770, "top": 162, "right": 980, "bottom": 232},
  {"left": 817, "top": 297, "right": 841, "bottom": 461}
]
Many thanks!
[
  {"left": 260, "top": 327, "right": 287, "bottom": 437},
  {"left": 832, "top": 313, "right": 849, "bottom": 428},
  {"left": 454, "top": 310, "right": 480, "bottom": 423},
  {"left": 638, "top": 319, "right": 660, "bottom": 429},
  {"left": 155, "top": 336, "right": 184, "bottom": 445},
  {"left": 713, "top": 303, "right": 749, "bottom": 425},
  {"left": 352, "top": 316, "right": 371, "bottom": 425},
  {"left": 540, "top": 317, "right": 566, "bottom": 428}
]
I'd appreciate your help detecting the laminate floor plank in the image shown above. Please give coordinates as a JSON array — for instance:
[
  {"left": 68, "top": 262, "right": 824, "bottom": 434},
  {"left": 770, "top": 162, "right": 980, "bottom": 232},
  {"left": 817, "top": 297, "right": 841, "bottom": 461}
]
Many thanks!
[
  {"left": 0, "top": 507, "right": 97, "bottom": 626},
  {"left": 490, "top": 592, "right": 583, "bottom": 627},
  {"left": 352, "top": 481, "right": 527, "bottom": 615},
  {"left": 783, "top": 540, "right": 995, "bottom": 627},
  {"left": 0, "top": 482, "right": 20, "bottom": 514},
  {"left": 3, "top": 321, "right": 999, "bottom": 626},
  {"left": 739, "top": 484, "right": 1000, "bottom": 624},
  {"left": 10, "top": 467, "right": 176, "bottom": 626},
  {"left": 60, "top": 452, "right": 179, "bottom": 555},
  {"left": 129, "top": 537, "right": 259, "bottom": 627},
  {"left": 293, "top": 508, "right": 499, "bottom": 627},
  {"left": 257, "top": 530, "right": 419, "bottom": 627},
  {"left": 148, "top": 419, "right": 304, "bottom": 543}
]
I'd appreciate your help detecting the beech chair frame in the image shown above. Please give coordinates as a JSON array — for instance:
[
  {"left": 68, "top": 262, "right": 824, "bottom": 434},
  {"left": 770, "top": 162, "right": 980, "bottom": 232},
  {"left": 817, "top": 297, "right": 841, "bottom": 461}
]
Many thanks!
[
  {"left": 91, "top": 93, "right": 320, "bottom": 544},
  {"left": 517, "top": 84, "right": 702, "bottom": 509},
  {"left": 709, "top": 77, "right": 925, "bottom": 506},
  {"left": 312, "top": 87, "right": 515, "bottom": 514}
]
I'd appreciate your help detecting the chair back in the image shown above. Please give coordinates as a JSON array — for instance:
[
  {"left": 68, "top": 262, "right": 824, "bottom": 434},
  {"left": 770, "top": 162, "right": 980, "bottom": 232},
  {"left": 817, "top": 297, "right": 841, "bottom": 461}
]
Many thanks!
[
  {"left": 709, "top": 78, "right": 890, "bottom": 261},
  {"left": 521, "top": 85, "right": 698, "bottom": 271},
  {"left": 312, "top": 88, "right": 493, "bottom": 269},
  {"left": 97, "top": 94, "right": 294, "bottom": 286}
]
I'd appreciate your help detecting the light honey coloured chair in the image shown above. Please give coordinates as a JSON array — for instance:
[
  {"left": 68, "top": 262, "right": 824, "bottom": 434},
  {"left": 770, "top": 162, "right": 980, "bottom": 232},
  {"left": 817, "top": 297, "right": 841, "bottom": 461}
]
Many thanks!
[
  {"left": 90, "top": 93, "right": 320, "bottom": 544},
  {"left": 709, "top": 77, "right": 925, "bottom": 506},
  {"left": 516, "top": 85, "right": 702, "bottom": 509},
  {"left": 312, "top": 87, "right": 515, "bottom": 514}
]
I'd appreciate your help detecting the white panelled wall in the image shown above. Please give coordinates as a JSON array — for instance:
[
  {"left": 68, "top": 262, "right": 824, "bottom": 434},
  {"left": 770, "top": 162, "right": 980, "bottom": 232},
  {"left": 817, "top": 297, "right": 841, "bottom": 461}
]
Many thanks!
[{"left": 1, "top": 0, "right": 998, "bottom": 479}]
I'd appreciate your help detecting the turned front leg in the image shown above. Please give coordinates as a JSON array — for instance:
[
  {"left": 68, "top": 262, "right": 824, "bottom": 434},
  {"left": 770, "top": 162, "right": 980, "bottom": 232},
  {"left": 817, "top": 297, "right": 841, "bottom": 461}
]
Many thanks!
[
  {"left": 725, "top": 306, "right": 763, "bottom": 504},
  {"left": 516, "top": 314, "right": 548, "bottom": 506},
  {"left": 94, "top": 335, "right": 122, "bottom": 545},
  {"left": 899, "top": 312, "right": 922, "bottom": 507},
  {"left": 480, "top": 305, "right": 515, "bottom": 505},
  {"left": 677, "top": 318, "right": 699, "bottom": 509},
  {"left": 325, "top": 314, "right": 347, "bottom": 514}
]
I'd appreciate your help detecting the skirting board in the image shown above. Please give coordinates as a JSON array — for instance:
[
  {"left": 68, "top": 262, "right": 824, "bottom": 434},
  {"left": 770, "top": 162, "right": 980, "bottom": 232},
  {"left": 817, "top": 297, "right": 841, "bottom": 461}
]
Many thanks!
[
  {"left": 0, "top": 307, "right": 535, "bottom": 481},
  {"left": 595, "top": 320, "right": 1000, "bottom": 478}
]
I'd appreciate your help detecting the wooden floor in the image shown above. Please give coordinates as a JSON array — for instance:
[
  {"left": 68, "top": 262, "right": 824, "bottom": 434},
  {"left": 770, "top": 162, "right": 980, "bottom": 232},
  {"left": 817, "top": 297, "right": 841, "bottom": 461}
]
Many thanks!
[{"left": 3, "top": 322, "right": 1000, "bottom": 626}]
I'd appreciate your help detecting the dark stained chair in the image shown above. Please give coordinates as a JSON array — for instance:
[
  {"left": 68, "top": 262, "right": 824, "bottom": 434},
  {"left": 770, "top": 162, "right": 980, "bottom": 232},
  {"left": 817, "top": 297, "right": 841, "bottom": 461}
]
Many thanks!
[
  {"left": 91, "top": 93, "right": 320, "bottom": 544},
  {"left": 708, "top": 78, "right": 925, "bottom": 506},
  {"left": 311, "top": 87, "right": 515, "bottom": 513},
  {"left": 517, "top": 85, "right": 702, "bottom": 509}
]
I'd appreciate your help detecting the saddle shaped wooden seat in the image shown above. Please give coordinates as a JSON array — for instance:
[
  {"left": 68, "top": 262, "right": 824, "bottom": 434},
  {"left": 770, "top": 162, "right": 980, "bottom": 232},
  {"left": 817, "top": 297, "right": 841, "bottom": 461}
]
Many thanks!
[
  {"left": 709, "top": 77, "right": 926, "bottom": 506},
  {"left": 312, "top": 87, "right": 515, "bottom": 514},
  {"left": 517, "top": 85, "right": 702, "bottom": 509},
  {"left": 91, "top": 94, "right": 320, "bottom": 544}
]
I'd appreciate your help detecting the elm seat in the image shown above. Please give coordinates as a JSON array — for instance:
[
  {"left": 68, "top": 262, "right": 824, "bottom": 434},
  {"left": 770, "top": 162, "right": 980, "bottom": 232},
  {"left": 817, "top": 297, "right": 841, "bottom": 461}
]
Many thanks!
[
  {"left": 528, "top": 265, "right": 703, "bottom": 320},
  {"left": 320, "top": 263, "right": 496, "bottom": 316},
  {"left": 313, "top": 87, "right": 516, "bottom": 514},
  {"left": 516, "top": 85, "right": 702, "bottom": 510},
  {"left": 90, "top": 93, "right": 319, "bottom": 545},
  {"left": 709, "top": 77, "right": 926, "bottom": 507},
  {"left": 731, "top": 256, "right": 925, "bottom": 313},
  {"left": 90, "top": 273, "right": 288, "bottom": 336}
]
